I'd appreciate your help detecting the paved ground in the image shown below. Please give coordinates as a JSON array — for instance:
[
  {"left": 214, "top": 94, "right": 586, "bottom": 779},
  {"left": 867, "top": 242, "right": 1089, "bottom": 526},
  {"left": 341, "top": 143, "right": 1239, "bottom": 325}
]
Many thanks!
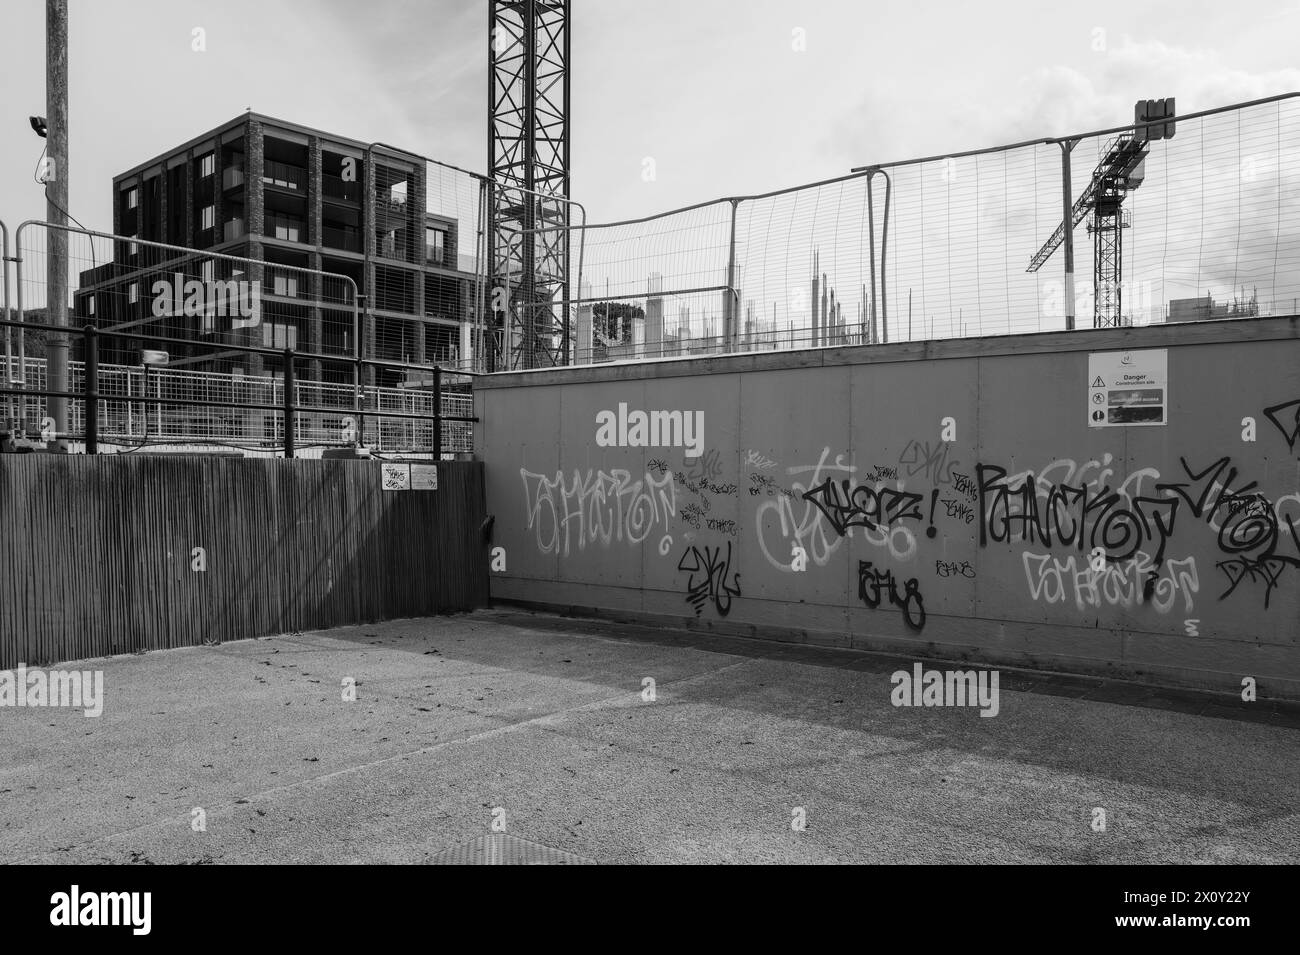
[{"left": 2, "top": 609, "right": 1298, "bottom": 864}]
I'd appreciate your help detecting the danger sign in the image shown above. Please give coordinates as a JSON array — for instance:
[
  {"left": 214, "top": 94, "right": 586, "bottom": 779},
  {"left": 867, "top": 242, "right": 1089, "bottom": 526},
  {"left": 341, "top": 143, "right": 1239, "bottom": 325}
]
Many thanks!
[{"left": 1087, "top": 349, "right": 1168, "bottom": 427}]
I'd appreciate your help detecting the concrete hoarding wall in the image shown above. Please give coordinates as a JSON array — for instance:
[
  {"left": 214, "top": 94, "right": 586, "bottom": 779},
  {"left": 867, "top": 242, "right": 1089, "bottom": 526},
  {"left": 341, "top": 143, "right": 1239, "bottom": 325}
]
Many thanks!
[
  {"left": 0, "top": 457, "right": 489, "bottom": 669},
  {"left": 477, "top": 319, "right": 1300, "bottom": 698}
]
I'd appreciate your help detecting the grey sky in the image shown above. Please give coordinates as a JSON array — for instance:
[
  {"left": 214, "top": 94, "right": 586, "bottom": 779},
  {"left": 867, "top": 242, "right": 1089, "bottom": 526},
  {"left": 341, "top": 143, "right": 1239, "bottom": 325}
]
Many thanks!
[{"left": 2, "top": 0, "right": 1298, "bottom": 233}]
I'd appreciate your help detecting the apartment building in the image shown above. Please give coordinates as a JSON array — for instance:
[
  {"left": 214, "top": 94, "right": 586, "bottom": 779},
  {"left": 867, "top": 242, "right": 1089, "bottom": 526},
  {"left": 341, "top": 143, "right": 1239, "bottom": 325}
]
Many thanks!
[{"left": 75, "top": 112, "right": 481, "bottom": 386}]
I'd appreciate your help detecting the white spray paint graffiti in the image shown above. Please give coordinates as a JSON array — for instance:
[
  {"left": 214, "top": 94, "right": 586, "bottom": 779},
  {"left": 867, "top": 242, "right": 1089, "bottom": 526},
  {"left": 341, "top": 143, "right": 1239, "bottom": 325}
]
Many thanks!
[
  {"left": 754, "top": 447, "right": 917, "bottom": 571},
  {"left": 1022, "top": 549, "right": 1199, "bottom": 614},
  {"left": 521, "top": 468, "right": 676, "bottom": 557}
]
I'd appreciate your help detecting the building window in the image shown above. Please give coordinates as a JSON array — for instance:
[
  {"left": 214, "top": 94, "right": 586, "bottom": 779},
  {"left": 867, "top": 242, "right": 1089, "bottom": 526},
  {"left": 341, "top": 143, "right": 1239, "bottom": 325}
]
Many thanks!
[
  {"left": 126, "top": 187, "right": 138, "bottom": 209},
  {"left": 199, "top": 153, "right": 214, "bottom": 178},
  {"left": 271, "top": 217, "right": 301, "bottom": 242},
  {"left": 201, "top": 206, "right": 214, "bottom": 230},
  {"left": 201, "top": 260, "right": 214, "bottom": 284},
  {"left": 128, "top": 236, "right": 138, "bottom": 256},
  {"left": 87, "top": 297, "right": 95, "bottom": 316},
  {"left": 262, "top": 323, "right": 298, "bottom": 350},
  {"left": 128, "top": 282, "right": 138, "bottom": 304},
  {"left": 273, "top": 275, "right": 299, "bottom": 297},
  {"left": 425, "top": 227, "right": 445, "bottom": 265}
]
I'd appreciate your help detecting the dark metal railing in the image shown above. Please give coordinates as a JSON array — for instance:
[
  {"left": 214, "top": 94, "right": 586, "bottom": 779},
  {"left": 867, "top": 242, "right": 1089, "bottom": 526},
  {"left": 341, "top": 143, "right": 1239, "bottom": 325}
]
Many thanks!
[{"left": 0, "top": 315, "right": 478, "bottom": 459}]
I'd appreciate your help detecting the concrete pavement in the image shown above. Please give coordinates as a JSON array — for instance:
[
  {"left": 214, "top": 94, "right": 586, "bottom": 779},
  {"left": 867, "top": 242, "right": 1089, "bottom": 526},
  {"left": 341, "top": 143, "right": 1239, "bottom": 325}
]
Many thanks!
[{"left": 2, "top": 609, "right": 1297, "bottom": 864}]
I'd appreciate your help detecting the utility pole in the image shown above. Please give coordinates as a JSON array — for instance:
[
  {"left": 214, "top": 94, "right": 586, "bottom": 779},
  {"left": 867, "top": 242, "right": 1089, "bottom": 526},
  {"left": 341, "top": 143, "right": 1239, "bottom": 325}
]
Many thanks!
[{"left": 46, "top": 0, "right": 69, "bottom": 451}]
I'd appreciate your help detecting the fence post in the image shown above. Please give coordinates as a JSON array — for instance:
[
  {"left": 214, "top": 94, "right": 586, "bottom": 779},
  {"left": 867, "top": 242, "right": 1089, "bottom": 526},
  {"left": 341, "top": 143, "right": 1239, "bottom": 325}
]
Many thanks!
[
  {"left": 1060, "top": 139, "right": 1078, "bottom": 332},
  {"left": 283, "top": 348, "right": 295, "bottom": 459},
  {"left": 432, "top": 364, "right": 442, "bottom": 461},
  {"left": 725, "top": 199, "right": 738, "bottom": 353},
  {"left": 84, "top": 324, "right": 98, "bottom": 455},
  {"left": 353, "top": 293, "right": 365, "bottom": 448}
]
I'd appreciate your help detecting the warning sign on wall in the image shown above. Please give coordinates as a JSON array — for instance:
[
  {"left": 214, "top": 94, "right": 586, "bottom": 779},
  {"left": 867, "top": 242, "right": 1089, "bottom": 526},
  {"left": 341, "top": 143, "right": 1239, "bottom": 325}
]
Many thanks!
[{"left": 1087, "top": 349, "right": 1168, "bottom": 427}]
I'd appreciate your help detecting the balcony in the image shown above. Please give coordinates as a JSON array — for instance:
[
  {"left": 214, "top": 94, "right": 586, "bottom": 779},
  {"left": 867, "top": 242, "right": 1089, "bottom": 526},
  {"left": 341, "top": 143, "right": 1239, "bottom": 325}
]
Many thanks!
[
  {"left": 261, "top": 159, "right": 305, "bottom": 192},
  {"left": 323, "top": 175, "right": 360, "bottom": 203},
  {"left": 374, "top": 194, "right": 410, "bottom": 220},
  {"left": 376, "top": 233, "right": 407, "bottom": 261},
  {"left": 323, "top": 225, "right": 361, "bottom": 253},
  {"left": 222, "top": 167, "right": 245, "bottom": 191},
  {"left": 223, "top": 217, "right": 245, "bottom": 240}
]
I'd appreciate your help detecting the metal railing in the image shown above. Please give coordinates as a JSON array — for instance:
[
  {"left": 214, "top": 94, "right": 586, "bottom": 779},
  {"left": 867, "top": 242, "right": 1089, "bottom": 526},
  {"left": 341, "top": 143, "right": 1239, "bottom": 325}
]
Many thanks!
[
  {"left": 2, "top": 219, "right": 478, "bottom": 456},
  {"left": 0, "top": 314, "right": 476, "bottom": 458},
  {"left": 262, "top": 159, "right": 306, "bottom": 192}
]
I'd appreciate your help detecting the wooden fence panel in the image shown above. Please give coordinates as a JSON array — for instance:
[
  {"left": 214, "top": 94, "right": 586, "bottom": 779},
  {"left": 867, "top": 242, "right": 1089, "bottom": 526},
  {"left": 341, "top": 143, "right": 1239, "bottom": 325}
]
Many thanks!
[{"left": 0, "top": 457, "right": 488, "bottom": 668}]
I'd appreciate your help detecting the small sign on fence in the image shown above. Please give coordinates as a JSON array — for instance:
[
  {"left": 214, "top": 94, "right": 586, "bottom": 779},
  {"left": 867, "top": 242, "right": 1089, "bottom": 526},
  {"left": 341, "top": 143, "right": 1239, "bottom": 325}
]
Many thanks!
[
  {"left": 410, "top": 464, "right": 439, "bottom": 490},
  {"left": 381, "top": 462, "right": 411, "bottom": 491},
  {"left": 381, "top": 462, "right": 438, "bottom": 491}
]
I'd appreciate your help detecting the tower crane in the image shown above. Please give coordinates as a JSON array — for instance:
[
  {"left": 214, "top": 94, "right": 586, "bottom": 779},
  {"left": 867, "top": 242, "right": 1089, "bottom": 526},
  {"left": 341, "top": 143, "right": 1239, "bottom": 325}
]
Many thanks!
[{"left": 1028, "top": 98, "right": 1175, "bottom": 328}]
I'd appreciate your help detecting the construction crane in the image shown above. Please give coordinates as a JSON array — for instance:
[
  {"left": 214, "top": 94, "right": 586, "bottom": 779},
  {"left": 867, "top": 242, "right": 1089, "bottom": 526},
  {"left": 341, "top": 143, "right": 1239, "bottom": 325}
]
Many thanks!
[
  {"left": 1028, "top": 98, "right": 1175, "bottom": 328},
  {"left": 488, "top": 0, "right": 571, "bottom": 372}
]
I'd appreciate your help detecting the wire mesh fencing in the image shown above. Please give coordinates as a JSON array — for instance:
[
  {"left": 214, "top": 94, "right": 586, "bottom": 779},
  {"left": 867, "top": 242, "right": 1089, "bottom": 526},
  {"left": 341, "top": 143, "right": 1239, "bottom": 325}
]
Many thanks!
[
  {"left": 566, "top": 92, "right": 1300, "bottom": 362},
  {"left": 366, "top": 151, "right": 489, "bottom": 376}
]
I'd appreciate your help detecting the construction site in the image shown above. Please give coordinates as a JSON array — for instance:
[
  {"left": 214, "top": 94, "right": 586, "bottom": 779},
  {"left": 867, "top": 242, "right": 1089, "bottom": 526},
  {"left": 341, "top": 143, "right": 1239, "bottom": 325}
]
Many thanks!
[{"left": 0, "top": 0, "right": 1298, "bottom": 890}]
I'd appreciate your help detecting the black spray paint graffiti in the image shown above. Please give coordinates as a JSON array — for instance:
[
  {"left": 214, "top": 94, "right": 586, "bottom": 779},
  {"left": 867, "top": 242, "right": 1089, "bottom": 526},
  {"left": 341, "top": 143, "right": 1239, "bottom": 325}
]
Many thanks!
[
  {"left": 857, "top": 560, "right": 926, "bottom": 630},
  {"left": 678, "top": 542, "right": 742, "bottom": 616},
  {"left": 951, "top": 471, "right": 978, "bottom": 502},
  {"left": 1263, "top": 398, "right": 1300, "bottom": 451},
  {"left": 749, "top": 472, "right": 794, "bottom": 498},
  {"left": 976, "top": 464, "right": 1179, "bottom": 566},
  {"left": 935, "top": 559, "right": 976, "bottom": 579},
  {"left": 674, "top": 471, "right": 739, "bottom": 499},
  {"left": 1156, "top": 456, "right": 1300, "bottom": 609},
  {"left": 802, "top": 479, "right": 928, "bottom": 537},
  {"left": 940, "top": 498, "right": 975, "bottom": 524}
]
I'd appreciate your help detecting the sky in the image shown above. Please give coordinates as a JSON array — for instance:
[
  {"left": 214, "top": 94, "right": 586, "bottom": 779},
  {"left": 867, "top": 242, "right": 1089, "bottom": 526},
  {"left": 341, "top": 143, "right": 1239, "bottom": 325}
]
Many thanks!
[{"left": 1, "top": 0, "right": 1298, "bottom": 336}]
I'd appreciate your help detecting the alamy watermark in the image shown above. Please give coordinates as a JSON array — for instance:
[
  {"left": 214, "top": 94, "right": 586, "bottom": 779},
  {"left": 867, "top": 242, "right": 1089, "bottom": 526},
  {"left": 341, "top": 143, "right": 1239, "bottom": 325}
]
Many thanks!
[
  {"left": 890, "top": 662, "right": 999, "bottom": 717},
  {"left": 0, "top": 664, "right": 104, "bottom": 717},
  {"left": 595, "top": 402, "right": 704, "bottom": 457},
  {"left": 50, "top": 886, "right": 150, "bottom": 935},
  {"left": 151, "top": 271, "right": 261, "bottom": 328}
]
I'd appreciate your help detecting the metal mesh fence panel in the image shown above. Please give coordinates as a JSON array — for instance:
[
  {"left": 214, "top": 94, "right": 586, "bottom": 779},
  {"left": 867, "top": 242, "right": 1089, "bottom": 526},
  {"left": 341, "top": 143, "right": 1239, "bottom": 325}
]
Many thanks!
[
  {"left": 4, "top": 221, "right": 472, "bottom": 455},
  {"left": 563, "top": 94, "right": 1300, "bottom": 361}
]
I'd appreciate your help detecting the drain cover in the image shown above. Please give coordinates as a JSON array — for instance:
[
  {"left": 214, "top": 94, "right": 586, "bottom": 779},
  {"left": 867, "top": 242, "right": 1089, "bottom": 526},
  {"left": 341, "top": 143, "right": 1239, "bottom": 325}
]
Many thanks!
[{"left": 427, "top": 834, "right": 595, "bottom": 865}]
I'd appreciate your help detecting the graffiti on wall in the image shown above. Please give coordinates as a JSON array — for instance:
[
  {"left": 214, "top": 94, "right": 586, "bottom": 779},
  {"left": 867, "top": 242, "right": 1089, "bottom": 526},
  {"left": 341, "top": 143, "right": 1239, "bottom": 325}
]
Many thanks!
[
  {"left": 1157, "top": 455, "right": 1300, "bottom": 608},
  {"left": 521, "top": 467, "right": 677, "bottom": 557},
  {"left": 1263, "top": 398, "right": 1300, "bottom": 451},
  {"left": 976, "top": 462, "right": 1179, "bottom": 565},
  {"left": 512, "top": 392, "right": 1299, "bottom": 636},
  {"left": 1022, "top": 549, "right": 1199, "bottom": 614},
  {"left": 678, "top": 542, "right": 741, "bottom": 616},
  {"left": 752, "top": 447, "right": 932, "bottom": 571},
  {"left": 858, "top": 560, "right": 926, "bottom": 630},
  {"left": 899, "top": 438, "right": 960, "bottom": 486}
]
